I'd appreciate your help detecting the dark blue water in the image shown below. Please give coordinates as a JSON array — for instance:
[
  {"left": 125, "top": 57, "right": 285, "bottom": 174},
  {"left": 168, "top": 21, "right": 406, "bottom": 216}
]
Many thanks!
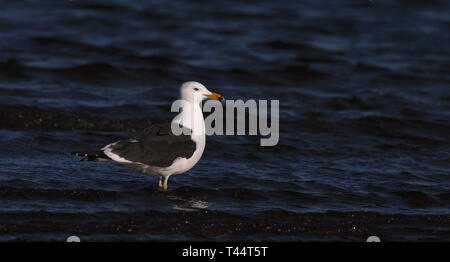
[{"left": 0, "top": 0, "right": 449, "bottom": 241}]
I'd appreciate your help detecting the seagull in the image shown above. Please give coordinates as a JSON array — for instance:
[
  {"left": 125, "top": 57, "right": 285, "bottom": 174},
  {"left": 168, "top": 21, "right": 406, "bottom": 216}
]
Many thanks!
[{"left": 71, "top": 81, "right": 224, "bottom": 191}]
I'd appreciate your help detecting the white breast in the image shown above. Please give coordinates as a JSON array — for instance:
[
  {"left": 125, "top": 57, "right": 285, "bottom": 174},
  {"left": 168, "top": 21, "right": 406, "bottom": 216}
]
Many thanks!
[{"left": 161, "top": 100, "right": 206, "bottom": 176}]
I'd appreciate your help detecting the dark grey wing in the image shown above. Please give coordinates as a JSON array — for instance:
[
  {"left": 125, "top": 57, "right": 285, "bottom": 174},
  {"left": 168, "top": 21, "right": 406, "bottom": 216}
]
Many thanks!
[{"left": 105, "top": 122, "right": 196, "bottom": 167}]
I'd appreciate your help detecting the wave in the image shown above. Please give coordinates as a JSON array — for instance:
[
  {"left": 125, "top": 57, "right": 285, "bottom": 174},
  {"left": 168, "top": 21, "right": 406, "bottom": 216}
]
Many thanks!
[
  {"left": 392, "top": 190, "right": 440, "bottom": 207},
  {"left": 0, "top": 105, "right": 156, "bottom": 132},
  {"left": 0, "top": 186, "right": 119, "bottom": 200}
]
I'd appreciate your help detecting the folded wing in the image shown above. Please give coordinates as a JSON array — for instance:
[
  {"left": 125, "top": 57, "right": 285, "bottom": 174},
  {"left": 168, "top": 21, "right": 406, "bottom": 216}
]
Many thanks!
[{"left": 103, "top": 122, "right": 196, "bottom": 168}]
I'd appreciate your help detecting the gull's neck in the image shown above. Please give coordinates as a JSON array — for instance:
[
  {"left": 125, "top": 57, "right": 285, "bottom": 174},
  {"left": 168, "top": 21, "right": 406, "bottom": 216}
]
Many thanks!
[{"left": 173, "top": 99, "right": 205, "bottom": 136}]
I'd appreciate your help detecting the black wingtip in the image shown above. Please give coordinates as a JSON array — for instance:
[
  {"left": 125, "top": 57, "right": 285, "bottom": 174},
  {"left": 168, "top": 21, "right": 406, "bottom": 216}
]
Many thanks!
[{"left": 71, "top": 150, "right": 110, "bottom": 162}]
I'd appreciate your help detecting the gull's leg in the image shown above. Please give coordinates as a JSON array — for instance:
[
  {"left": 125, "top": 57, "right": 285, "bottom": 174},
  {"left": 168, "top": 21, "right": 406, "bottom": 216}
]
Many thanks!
[
  {"left": 158, "top": 176, "right": 163, "bottom": 189},
  {"left": 163, "top": 176, "right": 169, "bottom": 191}
]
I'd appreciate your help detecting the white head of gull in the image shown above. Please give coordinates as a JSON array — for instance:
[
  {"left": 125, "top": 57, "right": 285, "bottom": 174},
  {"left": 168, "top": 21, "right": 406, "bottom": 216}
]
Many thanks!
[{"left": 174, "top": 81, "right": 224, "bottom": 135}]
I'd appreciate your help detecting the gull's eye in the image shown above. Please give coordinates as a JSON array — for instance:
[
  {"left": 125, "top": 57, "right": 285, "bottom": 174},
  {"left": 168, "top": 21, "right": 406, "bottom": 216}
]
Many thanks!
[{"left": 194, "top": 88, "right": 199, "bottom": 91}]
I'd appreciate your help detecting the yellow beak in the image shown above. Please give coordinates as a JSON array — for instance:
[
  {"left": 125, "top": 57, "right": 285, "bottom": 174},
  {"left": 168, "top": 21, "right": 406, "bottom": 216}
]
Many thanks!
[{"left": 205, "top": 92, "right": 224, "bottom": 101}]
